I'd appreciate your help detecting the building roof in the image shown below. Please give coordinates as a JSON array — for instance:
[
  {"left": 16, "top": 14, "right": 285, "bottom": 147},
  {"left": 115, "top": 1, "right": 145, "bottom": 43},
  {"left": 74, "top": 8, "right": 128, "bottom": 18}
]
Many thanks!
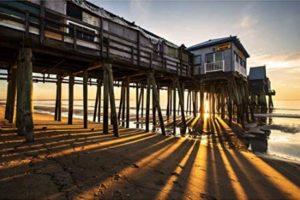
[
  {"left": 187, "top": 36, "right": 250, "bottom": 58},
  {"left": 249, "top": 66, "right": 267, "bottom": 80}
]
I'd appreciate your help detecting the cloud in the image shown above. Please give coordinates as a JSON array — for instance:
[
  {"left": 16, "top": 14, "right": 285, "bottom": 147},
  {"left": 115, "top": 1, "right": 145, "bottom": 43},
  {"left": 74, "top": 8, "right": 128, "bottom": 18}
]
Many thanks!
[
  {"left": 248, "top": 52, "right": 300, "bottom": 69},
  {"left": 239, "top": 15, "right": 258, "bottom": 29},
  {"left": 129, "top": 0, "right": 150, "bottom": 17}
]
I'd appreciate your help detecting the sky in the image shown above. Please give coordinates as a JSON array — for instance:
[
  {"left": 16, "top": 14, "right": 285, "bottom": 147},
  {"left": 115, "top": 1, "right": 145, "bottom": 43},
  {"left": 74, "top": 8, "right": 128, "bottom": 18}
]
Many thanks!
[{"left": 0, "top": 0, "right": 300, "bottom": 100}]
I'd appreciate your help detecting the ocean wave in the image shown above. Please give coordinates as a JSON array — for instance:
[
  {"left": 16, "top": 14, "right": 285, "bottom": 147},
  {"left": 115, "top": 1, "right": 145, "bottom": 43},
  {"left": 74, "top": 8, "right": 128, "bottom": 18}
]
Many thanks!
[{"left": 255, "top": 113, "right": 300, "bottom": 118}]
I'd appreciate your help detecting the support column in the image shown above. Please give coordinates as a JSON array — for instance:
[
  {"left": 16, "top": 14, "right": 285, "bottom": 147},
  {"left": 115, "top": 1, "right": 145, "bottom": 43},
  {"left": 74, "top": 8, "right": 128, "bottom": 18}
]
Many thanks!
[
  {"left": 54, "top": 75, "right": 62, "bottom": 121},
  {"left": 98, "top": 80, "right": 102, "bottom": 123},
  {"left": 136, "top": 83, "right": 139, "bottom": 128},
  {"left": 149, "top": 73, "right": 165, "bottom": 135},
  {"left": 5, "top": 65, "right": 17, "bottom": 123},
  {"left": 93, "top": 81, "right": 100, "bottom": 122},
  {"left": 200, "top": 88, "right": 204, "bottom": 120},
  {"left": 68, "top": 75, "right": 74, "bottom": 125},
  {"left": 118, "top": 82, "right": 125, "bottom": 126},
  {"left": 106, "top": 63, "right": 119, "bottom": 136},
  {"left": 166, "top": 86, "right": 172, "bottom": 119},
  {"left": 16, "top": 47, "right": 34, "bottom": 142},
  {"left": 145, "top": 75, "right": 150, "bottom": 132},
  {"left": 173, "top": 80, "right": 176, "bottom": 135},
  {"left": 103, "top": 67, "right": 109, "bottom": 134},
  {"left": 83, "top": 71, "right": 88, "bottom": 129},
  {"left": 175, "top": 79, "right": 187, "bottom": 135},
  {"left": 152, "top": 84, "right": 156, "bottom": 131},
  {"left": 126, "top": 78, "right": 130, "bottom": 128}
]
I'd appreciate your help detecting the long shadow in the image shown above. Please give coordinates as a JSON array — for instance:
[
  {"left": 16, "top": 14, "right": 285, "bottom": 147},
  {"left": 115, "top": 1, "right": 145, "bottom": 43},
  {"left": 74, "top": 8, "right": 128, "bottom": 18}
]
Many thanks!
[
  {"left": 167, "top": 139, "right": 201, "bottom": 199},
  {"left": 212, "top": 118, "right": 265, "bottom": 199},
  {"left": 216, "top": 117, "right": 300, "bottom": 188},
  {"left": 123, "top": 139, "right": 194, "bottom": 199},
  {"left": 0, "top": 131, "right": 156, "bottom": 163},
  {"left": 0, "top": 127, "right": 182, "bottom": 199},
  {"left": 204, "top": 117, "right": 237, "bottom": 199},
  {"left": 214, "top": 118, "right": 290, "bottom": 199}
]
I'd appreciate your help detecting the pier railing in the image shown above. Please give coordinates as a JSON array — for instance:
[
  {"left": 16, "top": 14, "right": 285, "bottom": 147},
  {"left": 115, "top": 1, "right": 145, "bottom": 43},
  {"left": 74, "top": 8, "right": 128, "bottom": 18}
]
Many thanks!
[
  {"left": 0, "top": 1, "right": 191, "bottom": 77},
  {"left": 204, "top": 60, "right": 225, "bottom": 74}
]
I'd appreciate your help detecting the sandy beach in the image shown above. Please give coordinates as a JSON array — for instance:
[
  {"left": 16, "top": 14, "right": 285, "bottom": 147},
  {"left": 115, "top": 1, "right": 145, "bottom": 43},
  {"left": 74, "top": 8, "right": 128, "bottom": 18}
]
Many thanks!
[{"left": 0, "top": 105, "right": 300, "bottom": 200}]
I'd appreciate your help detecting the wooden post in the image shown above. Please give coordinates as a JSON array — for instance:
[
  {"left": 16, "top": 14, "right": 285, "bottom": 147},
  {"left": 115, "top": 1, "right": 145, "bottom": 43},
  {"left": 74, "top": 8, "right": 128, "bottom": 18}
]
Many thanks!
[
  {"left": 98, "top": 81, "right": 102, "bottom": 123},
  {"left": 5, "top": 65, "right": 17, "bottom": 123},
  {"left": 136, "top": 83, "right": 139, "bottom": 128},
  {"left": 83, "top": 71, "right": 88, "bottom": 129},
  {"left": 221, "top": 87, "right": 225, "bottom": 119},
  {"left": 268, "top": 94, "right": 274, "bottom": 109},
  {"left": 103, "top": 66, "right": 109, "bottom": 134},
  {"left": 200, "top": 88, "right": 204, "bottom": 120},
  {"left": 93, "top": 82, "right": 100, "bottom": 122},
  {"left": 54, "top": 75, "right": 62, "bottom": 121},
  {"left": 166, "top": 86, "right": 172, "bottom": 119},
  {"left": 145, "top": 75, "right": 151, "bottom": 132},
  {"left": 152, "top": 83, "right": 156, "bottom": 131},
  {"left": 106, "top": 63, "right": 119, "bottom": 136},
  {"left": 16, "top": 47, "right": 34, "bottom": 142},
  {"left": 141, "top": 85, "right": 144, "bottom": 127},
  {"left": 5, "top": 69, "right": 12, "bottom": 120},
  {"left": 126, "top": 78, "right": 130, "bottom": 128},
  {"left": 173, "top": 80, "right": 176, "bottom": 135},
  {"left": 121, "top": 82, "right": 126, "bottom": 127},
  {"left": 212, "top": 87, "right": 215, "bottom": 118},
  {"left": 118, "top": 82, "right": 125, "bottom": 125},
  {"left": 175, "top": 79, "right": 187, "bottom": 135},
  {"left": 149, "top": 73, "right": 166, "bottom": 135},
  {"left": 68, "top": 75, "right": 74, "bottom": 125}
]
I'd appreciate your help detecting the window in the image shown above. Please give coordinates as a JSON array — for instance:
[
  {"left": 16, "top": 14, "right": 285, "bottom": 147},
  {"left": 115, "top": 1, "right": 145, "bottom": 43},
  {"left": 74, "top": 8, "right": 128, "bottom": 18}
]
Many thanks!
[
  {"left": 215, "top": 52, "right": 223, "bottom": 62},
  {"left": 235, "top": 52, "right": 239, "bottom": 62},
  {"left": 193, "top": 55, "right": 202, "bottom": 65},
  {"left": 240, "top": 57, "right": 243, "bottom": 65},
  {"left": 205, "top": 52, "right": 223, "bottom": 63},
  {"left": 206, "top": 53, "right": 214, "bottom": 63}
]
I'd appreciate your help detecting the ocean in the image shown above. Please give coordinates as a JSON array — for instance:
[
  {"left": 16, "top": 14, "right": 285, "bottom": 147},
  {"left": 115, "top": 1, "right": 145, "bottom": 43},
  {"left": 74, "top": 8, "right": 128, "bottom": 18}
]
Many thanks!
[{"left": 1, "top": 99, "right": 300, "bottom": 162}]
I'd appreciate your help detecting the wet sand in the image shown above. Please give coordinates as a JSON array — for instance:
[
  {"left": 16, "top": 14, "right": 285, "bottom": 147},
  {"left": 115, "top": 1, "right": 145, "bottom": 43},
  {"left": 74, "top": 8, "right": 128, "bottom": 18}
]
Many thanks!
[{"left": 0, "top": 106, "right": 300, "bottom": 200}]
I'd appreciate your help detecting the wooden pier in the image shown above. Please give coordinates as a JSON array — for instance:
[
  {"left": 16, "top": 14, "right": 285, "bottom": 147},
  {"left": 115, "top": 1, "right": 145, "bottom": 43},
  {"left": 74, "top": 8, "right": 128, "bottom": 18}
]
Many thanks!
[{"left": 0, "top": 1, "right": 263, "bottom": 143}]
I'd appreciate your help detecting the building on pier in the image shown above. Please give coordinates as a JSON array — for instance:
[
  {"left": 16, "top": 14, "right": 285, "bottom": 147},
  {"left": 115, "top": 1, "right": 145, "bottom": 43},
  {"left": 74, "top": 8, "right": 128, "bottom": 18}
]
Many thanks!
[
  {"left": 248, "top": 66, "right": 275, "bottom": 109},
  {"left": 187, "top": 36, "right": 249, "bottom": 78}
]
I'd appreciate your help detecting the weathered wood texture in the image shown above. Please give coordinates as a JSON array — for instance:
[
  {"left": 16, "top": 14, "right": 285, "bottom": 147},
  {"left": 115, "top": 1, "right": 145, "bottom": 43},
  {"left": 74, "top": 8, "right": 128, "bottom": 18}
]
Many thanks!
[{"left": 16, "top": 47, "right": 34, "bottom": 142}]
